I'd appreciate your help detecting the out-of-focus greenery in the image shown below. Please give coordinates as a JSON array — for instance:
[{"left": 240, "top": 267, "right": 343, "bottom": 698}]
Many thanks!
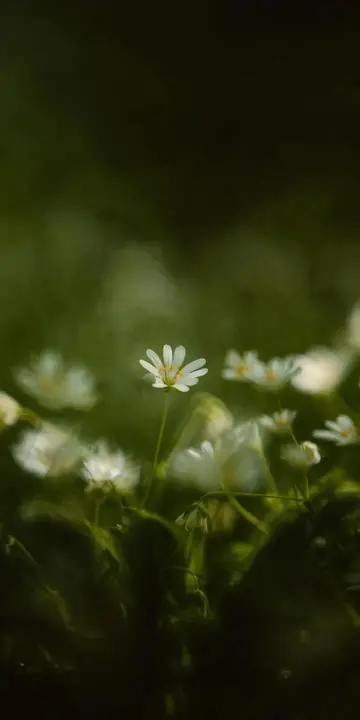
[{"left": 1, "top": 3, "right": 360, "bottom": 718}]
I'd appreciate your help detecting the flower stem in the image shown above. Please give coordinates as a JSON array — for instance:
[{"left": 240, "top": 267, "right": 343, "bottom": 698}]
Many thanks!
[
  {"left": 220, "top": 483, "right": 269, "bottom": 535},
  {"left": 199, "top": 490, "right": 306, "bottom": 504},
  {"left": 153, "top": 390, "right": 170, "bottom": 471}
]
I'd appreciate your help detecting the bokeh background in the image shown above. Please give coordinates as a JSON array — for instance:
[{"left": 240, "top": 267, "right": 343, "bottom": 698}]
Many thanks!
[
  {"left": 1, "top": 1, "right": 360, "bottom": 461},
  {"left": 2, "top": 3, "right": 360, "bottom": 718}
]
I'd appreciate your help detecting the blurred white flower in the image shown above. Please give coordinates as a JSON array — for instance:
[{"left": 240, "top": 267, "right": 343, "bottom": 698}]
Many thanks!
[
  {"left": 259, "top": 409, "right": 297, "bottom": 434},
  {"left": 139, "top": 344, "right": 208, "bottom": 392},
  {"left": 234, "top": 419, "right": 264, "bottom": 453},
  {"left": 81, "top": 439, "right": 139, "bottom": 492},
  {"left": 199, "top": 394, "right": 234, "bottom": 439},
  {"left": 172, "top": 423, "right": 265, "bottom": 491},
  {"left": 247, "top": 356, "right": 299, "bottom": 391},
  {"left": 0, "top": 392, "right": 20, "bottom": 427},
  {"left": 222, "top": 350, "right": 258, "bottom": 381},
  {"left": 291, "top": 346, "right": 352, "bottom": 395},
  {"left": 14, "top": 350, "right": 97, "bottom": 410},
  {"left": 313, "top": 414, "right": 359, "bottom": 446},
  {"left": 172, "top": 439, "right": 220, "bottom": 488},
  {"left": 13, "top": 423, "right": 82, "bottom": 477},
  {"left": 281, "top": 441, "right": 321, "bottom": 469}
]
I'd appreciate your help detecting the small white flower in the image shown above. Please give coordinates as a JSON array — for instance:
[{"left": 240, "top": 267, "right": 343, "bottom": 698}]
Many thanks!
[
  {"left": 313, "top": 414, "right": 359, "bottom": 446},
  {"left": 14, "top": 350, "right": 97, "bottom": 410},
  {"left": 281, "top": 441, "right": 321, "bottom": 469},
  {"left": 259, "top": 409, "right": 297, "bottom": 434},
  {"left": 139, "top": 344, "right": 208, "bottom": 392},
  {"left": 13, "top": 423, "right": 82, "bottom": 477},
  {"left": 247, "top": 356, "right": 299, "bottom": 391},
  {"left": 291, "top": 346, "right": 353, "bottom": 395},
  {"left": 222, "top": 350, "right": 258, "bottom": 381},
  {"left": 0, "top": 392, "right": 20, "bottom": 427},
  {"left": 81, "top": 439, "right": 139, "bottom": 492}
]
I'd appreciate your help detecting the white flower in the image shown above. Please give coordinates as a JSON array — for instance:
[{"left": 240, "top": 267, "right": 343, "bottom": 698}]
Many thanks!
[
  {"left": 14, "top": 350, "right": 97, "bottom": 410},
  {"left": 172, "top": 424, "right": 265, "bottom": 491},
  {"left": 222, "top": 350, "right": 258, "bottom": 381},
  {"left": 199, "top": 394, "right": 234, "bottom": 439},
  {"left": 259, "top": 409, "right": 297, "bottom": 434},
  {"left": 291, "top": 346, "right": 353, "bottom": 395},
  {"left": 247, "top": 356, "right": 299, "bottom": 391},
  {"left": 139, "top": 344, "right": 208, "bottom": 392},
  {"left": 281, "top": 441, "right": 321, "bottom": 469},
  {"left": 234, "top": 419, "right": 264, "bottom": 453},
  {"left": 13, "top": 423, "right": 83, "bottom": 477},
  {"left": 81, "top": 439, "right": 139, "bottom": 492},
  {"left": 313, "top": 414, "right": 359, "bottom": 446},
  {"left": 172, "top": 439, "right": 220, "bottom": 488},
  {"left": 0, "top": 392, "right": 20, "bottom": 427}
]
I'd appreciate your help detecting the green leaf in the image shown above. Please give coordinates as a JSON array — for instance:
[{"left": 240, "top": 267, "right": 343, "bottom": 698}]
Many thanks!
[{"left": 85, "top": 521, "right": 121, "bottom": 564}]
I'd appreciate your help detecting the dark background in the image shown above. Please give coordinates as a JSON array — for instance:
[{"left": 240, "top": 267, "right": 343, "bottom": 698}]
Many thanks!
[{"left": 1, "top": 4, "right": 360, "bottom": 718}]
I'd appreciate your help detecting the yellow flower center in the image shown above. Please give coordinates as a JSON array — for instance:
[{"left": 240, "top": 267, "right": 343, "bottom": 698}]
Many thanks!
[
  {"left": 265, "top": 368, "right": 276, "bottom": 381},
  {"left": 236, "top": 365, "right": 247, "bottom": 376}
]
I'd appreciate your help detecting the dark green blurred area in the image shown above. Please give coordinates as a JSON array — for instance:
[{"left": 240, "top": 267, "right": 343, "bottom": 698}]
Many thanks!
[{"left": 1, "top": 2, "right": 360, "bottom": 718}]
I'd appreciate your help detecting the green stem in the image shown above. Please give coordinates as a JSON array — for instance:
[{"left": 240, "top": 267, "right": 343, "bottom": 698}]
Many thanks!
[
  {"left": 220, "top": 483, "right": 269, "bottom": 535},
  {"left": 304, "top": 474, "right": 310, "bottom": 500},
  {"left": 153, "top": 390, "right": 170, "bottom": 471},
  {"left": 199, "top": 490, "right": 306, "bottom": 504}
]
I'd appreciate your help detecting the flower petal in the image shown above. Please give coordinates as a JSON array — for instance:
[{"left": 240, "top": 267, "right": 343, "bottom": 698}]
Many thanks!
[
  {"left": 184, "top": 367, "right": 208, "bottom": 379},
  {"left": 174, "top": 383, "right": 190, "bottom": 392},
  {"left": 163, "top": 344, "right": 173, "bottom": 367},
  {"left": 179, "top": 376, "right": 199, "bottom": 387},
  {"left": 146, "top": 349, "right": 163, "bottom": 369},
  {"left": 181, "top": 358, "right": 206, "bottom": 374},
  {"left": 173, "top": 345, "right": 186, "bottom": 368},
  {"left": 225, "top": 350, "right": 241, "bottom": 367},
  {"left": 139, "top": 359, "right": 159, "bottom": 375}
]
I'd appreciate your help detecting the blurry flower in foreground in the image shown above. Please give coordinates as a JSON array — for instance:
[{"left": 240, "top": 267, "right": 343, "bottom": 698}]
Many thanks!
[
  {"left": 0, "top": 392, "right": 20, "bottom": 427},
  {"left": 222, "top": 350, "right": 258, "bottom": 381},
  {"left": 172, "top": 423, "right": 265, "bottom": 490},
  {"left": 259, "top": 409, "right": 297, "bottom": 434},
  {"left": 313, "top": 415, "right": 359, "bottom": 446},
  {"left": 139, "top": 344, "right": 207, "bottom": 392},
  {"left": 247, "top": 356, "right": 299, "bottom": 391},
  {"left": 81, "top": 439, "right": 139, "bottom": 492},
  {"left": 234, "top": 419, "right": 264, "bottom": 453},
  {"left": 281, "top": 441, "right": 321, "bottom": 469},
  {"left": 198, "top": 393, "right": 234, "bottom": 439},
  {"left": 173, "top": 439, "right": 220, "bottom": 488},
  {"left": 14, "top": 350, "right": 97, "bottom": 410},
  {"left": 291, "top": 346, "right": 352, "bottom": 395},
  {"left": 13, "top": 424, "right": 82, "bottom": 477}
]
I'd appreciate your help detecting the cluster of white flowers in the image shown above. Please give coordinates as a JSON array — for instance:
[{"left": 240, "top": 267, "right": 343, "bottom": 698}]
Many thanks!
[
  {"left": 13, "top": 425, "right": 139, "bottom": 492},
  {"left": 222, "top": 351, "right": 299, "bottom": 391},
  {"left": 5, "top": 319, "right": 360, "bottom": 506},
  {"left": 3, "top": 349, "right": 139, "bottom": 493}
]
